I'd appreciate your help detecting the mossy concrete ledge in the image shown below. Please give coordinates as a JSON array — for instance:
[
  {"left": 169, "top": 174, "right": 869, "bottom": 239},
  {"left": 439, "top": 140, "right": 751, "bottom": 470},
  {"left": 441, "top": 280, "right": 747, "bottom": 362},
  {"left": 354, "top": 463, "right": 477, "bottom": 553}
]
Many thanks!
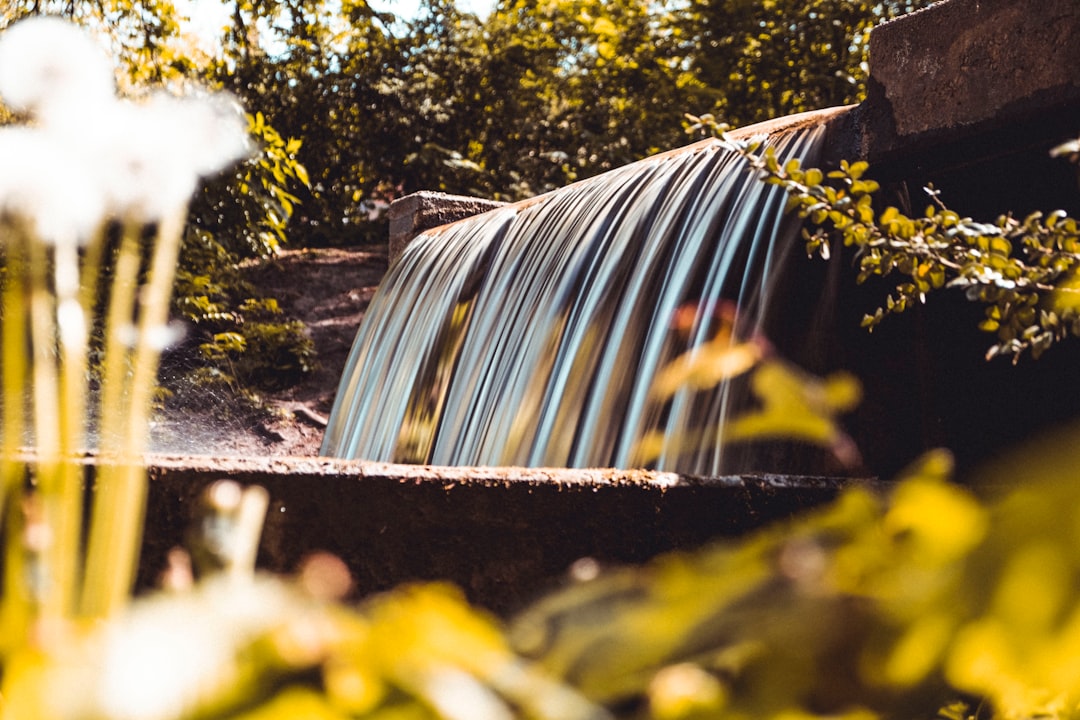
[{"left": 141, "top": 455, "right": 867, "bottom": 614}]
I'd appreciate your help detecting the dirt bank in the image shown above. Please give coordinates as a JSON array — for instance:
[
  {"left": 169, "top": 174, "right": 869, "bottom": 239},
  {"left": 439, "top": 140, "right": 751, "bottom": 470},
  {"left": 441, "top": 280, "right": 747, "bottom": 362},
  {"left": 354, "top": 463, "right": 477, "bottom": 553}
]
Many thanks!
[{"left": 158, "top": 245, "right": 388, "bottom": 458}]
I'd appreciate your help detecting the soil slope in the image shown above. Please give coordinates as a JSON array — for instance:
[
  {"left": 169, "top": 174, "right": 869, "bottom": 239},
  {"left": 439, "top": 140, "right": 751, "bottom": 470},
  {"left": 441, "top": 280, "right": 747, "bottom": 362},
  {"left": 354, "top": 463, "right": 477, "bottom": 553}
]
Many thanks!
[{"left": 163, "top": 245, "right": 388, "bottom": 458}]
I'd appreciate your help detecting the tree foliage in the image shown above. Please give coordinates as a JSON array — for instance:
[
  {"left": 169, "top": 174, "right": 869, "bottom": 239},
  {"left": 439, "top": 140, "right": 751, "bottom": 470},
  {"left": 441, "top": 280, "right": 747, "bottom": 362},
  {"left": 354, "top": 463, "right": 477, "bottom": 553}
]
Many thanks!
[
  {"left": 1, "top": 0, "right": 936, "bottom": 246},
  {"left": 0, "top": 0, "right": 937, "bottom": 401},
  {"left": 715, "top": 128, "right": 1080, "bottom": 363},
  {"left": 180, "top": 0, "right": 935, "bottom": 245},
  {"left": 677, "top": 0, "right": 932, "bottom": 128}
]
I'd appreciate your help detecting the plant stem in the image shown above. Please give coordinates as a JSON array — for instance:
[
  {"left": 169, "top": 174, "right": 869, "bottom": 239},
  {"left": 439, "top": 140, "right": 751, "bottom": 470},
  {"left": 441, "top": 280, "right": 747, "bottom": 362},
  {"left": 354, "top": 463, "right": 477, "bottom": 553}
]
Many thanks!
[
  {"left": 1, "top": 229, "right": 27, "bottom": 508},
  {"left": 54, "top": 238, "right": 90, "bottom": 619},
  {"left": 27, "top": 237, "right": 66, "bottom": 623},
  {"left": 81, "top": 209, "right": 187, "bottom": 618},
  {"left": 80, "top": 221, "right": 144, "bottom": 619},
  {"left": 0, "top": 229, "right": 29, "bottom": 655},
  {"left": 96, "top": 222, "right": 142, "bottom": 459},
  {"left": 123, "top": 209, "right": 185, "bottom": 455}
]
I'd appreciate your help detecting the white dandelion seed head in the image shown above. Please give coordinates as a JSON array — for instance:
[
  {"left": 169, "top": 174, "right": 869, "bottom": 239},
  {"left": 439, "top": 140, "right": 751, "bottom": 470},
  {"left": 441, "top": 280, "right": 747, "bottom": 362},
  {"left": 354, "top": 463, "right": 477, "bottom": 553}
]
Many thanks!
[
  {"left": 0, "top": 16, "right": 115, "bottom": 122},
  {"left": 57, "top": 297, "right": 88, "bottom": 348},
  {"left": 146, "top": 90, "right": 252, "bottom": 177},
  {"left": 92, "top": 91, "right": 252, "bottom": 222},
  {"left": 117, "top": 320, "right": 186, "bottom": 351},
  {"left": 425, "top": 669, "right": 515, "bottom": 720},
  {"left": 89, "top": 99, "right": 200, "bottom": 222},
  {"left": 0, "top": 127, "right": 106, "bottom": 247},
  {"left": 97, "top": 576, "right": 305, "bottom": 720}
]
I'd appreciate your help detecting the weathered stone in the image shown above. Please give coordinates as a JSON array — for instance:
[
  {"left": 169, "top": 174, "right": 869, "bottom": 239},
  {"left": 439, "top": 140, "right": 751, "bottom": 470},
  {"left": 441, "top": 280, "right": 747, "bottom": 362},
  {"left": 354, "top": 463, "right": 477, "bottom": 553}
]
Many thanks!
[
  {"left": 387, "top": 191, "right": 506, "bottom": 264},
  {"left": 140, "top": 454, "right": 864, "bottom": 614},
  {"left": 860, "top": 0, "right": 1080, "bottom": 162}
]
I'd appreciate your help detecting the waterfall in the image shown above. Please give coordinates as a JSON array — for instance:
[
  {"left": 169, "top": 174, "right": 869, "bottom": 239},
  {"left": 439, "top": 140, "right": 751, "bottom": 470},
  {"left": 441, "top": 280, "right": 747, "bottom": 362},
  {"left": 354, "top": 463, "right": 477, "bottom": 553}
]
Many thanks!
[{"left": 322, "top": 112, "right": 838, "bottom": 475}]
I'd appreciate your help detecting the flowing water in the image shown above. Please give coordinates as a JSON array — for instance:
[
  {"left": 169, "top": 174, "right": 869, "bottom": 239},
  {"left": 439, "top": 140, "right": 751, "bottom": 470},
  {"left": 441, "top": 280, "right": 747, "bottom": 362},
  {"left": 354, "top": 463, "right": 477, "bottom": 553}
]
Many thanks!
[{"left": 322, "top": 113, "right": 837, "bottom": 475}]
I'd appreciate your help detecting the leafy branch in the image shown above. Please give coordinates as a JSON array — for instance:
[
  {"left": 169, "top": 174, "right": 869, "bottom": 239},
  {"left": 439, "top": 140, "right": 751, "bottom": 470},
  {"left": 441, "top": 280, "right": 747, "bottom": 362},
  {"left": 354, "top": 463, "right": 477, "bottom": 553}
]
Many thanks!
[{"left": 702, "top": 116, "right": 1080, "bottom": 363}]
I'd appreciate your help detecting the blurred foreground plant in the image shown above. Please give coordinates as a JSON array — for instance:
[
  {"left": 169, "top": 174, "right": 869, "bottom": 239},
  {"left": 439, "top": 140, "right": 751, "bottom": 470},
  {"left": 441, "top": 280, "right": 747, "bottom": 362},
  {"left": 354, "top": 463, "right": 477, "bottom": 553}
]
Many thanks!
[
  {"left": 513, "top": 437, "right": 1080, "bottom": 720},
  {"left": 0, "top": 13, "right": 248, "bottom": 660},
  {"left": 13, "top": 426, "right": 1080, "bottom": 719},
  {"left": 631, "top": 303, "right": 862, "bottom": 470}
]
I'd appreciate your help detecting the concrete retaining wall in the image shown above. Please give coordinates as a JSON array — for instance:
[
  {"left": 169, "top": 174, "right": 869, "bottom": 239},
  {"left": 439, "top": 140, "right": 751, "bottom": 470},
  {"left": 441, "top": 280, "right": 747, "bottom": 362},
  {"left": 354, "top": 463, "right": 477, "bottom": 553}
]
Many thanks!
[{"left": 141, "top": 456, "right": 856, "bottom": 614}]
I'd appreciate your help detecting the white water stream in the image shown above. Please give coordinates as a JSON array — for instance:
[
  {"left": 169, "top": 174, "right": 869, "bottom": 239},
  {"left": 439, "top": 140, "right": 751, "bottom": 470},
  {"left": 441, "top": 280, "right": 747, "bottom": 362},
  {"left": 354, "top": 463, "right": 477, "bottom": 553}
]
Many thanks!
[{"left": 322, "top": 118, "right": 830, "bottom": 474}]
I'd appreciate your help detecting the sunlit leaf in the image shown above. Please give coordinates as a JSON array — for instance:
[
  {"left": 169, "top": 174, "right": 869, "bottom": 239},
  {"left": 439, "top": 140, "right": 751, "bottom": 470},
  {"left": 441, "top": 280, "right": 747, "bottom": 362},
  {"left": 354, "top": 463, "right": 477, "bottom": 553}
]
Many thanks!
[{"left": 648, "top": 341, "right": 763, "bottom": 401}]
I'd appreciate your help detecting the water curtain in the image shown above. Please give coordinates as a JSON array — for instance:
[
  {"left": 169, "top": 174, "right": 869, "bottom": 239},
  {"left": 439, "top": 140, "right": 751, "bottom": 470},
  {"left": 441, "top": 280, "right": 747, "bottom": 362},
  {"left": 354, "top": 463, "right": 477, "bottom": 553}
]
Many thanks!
[{"left": 323, "top": 120, "right": 829, "bottom": 475}]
